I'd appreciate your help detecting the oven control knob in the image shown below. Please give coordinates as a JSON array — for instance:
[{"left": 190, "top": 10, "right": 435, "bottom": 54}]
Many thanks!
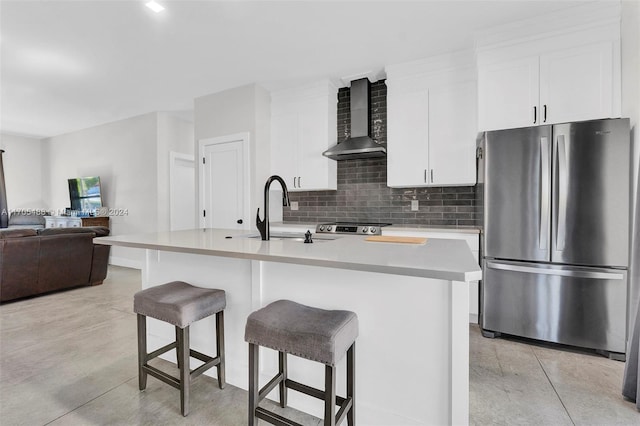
[
  {"left": 370, "top": 227, "right": 377, "bottom": 234},
  {"left": 327, "top": 226, "right": 333, "bottom": 232},
  {"left": 362, "top": 228, "right": 367, "bottom": 233},
  {"left": 319, "top": 226, "right": 325, "bottom": 232}
]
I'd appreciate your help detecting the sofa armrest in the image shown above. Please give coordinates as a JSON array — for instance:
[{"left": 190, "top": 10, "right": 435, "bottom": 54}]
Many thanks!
[{"left": 90, "top": 244, "right": 111, "bottom": 285}]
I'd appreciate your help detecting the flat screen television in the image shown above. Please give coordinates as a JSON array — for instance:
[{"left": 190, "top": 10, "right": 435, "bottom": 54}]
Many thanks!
[{"left": 68, "top": 176, "right": 103, "bottom": 213}]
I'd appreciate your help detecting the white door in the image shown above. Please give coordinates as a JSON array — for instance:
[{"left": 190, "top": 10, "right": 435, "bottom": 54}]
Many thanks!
[
  {"left": 478, "top": 55, "right": 540, "bottom": 131},
  {"left": 169, "top": 152, "right": 196, "bottom": 231},
  {"left": 428, "top": 81, "right": 477, "bottom": 186},
  {"left": 539, "top": 42, "right": 615, "bottom": 124},
  {"left": 199, "top": 134, "right": 249, "bottom": 230}
]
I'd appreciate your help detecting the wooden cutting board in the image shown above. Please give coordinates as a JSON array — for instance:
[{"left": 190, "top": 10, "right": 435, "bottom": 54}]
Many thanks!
[{"left": 365, "top": 235, "right": 427, "bottom": 244}]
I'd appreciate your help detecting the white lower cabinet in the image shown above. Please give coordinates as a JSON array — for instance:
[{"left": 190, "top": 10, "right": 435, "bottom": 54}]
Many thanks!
[{"left": 383, "top": 229, "right": 480, "bottom": 322}]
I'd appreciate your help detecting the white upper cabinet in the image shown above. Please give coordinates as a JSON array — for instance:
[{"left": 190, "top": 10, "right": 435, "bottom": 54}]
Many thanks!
[
  {"left": 539, "top": 42, "right": 615, "bottom": 125},
  {"left": 386, "top": 52, "right": 478, "bottom": 188},
  {"left": 476, "top": 3, "right": 621, "bottom": 131},
  {"left": 429, "top": 81, "right": 477, "bottom": 186},
  {"left": 270, "top": 81, "right": 338, "bottom": 191},
  {"left": 386, "top": 88, "right": 430, "bottom": 187},
  {"left": 478, "top": 56, "right": 540, "bottom": 130}
]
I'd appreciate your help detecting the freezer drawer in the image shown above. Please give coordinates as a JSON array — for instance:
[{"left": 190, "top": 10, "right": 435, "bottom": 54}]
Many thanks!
[{"left": 481, "top": 259, "right": 627, "bottom": 353}]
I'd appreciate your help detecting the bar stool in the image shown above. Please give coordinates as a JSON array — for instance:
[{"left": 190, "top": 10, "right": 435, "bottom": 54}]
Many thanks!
[
  {"left": 245, "top": 299, "right": 358, "bottom": 426},
  {"left": 133, "top": 281, "right": 226, "bottom": 416}
]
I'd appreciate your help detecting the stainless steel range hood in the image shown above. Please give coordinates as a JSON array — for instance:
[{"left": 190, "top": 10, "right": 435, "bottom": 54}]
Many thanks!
[{"left": 322, "top": 78, "right": 386, "bottom": 160}]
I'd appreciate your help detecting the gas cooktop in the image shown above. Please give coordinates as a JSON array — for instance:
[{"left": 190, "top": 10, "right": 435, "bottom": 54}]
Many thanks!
[{"left": 315, "top": 222, "right": 392, "bottom": 236}]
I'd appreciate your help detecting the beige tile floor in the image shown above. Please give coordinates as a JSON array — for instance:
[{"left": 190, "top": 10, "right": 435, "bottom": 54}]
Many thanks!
[{"left": 0, "top": 266, "right": 638, "bottom": 425}]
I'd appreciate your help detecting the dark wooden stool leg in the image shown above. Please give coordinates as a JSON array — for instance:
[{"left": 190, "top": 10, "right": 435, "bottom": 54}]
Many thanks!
[
  {"left": 248, "top": 343, "right": 259, "bottom": 426},
  {"left": 216, "top": 310, "right": 226, "bottom": 389},
  {"left": 137, "top": 314, "right": 148, "bottom": 391},
  {"left": 324, "top": 364, "right": 336, "bottom": 426},
  {"left": 347, "top": 343, "right": 355, "bottom": 426},
  {"left": 179, "top": 326, "right": 190, "bottom": 416},
  {"left": 175, "top": 327, "right": 181, "bottom": 370},
  {"left": 279, "top": 351, "right": 288, "bottom": 408}
]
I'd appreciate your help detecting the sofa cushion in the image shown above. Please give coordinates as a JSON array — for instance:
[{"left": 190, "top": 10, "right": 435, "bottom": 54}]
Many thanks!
[
  {"left": 37, "top": 227, "right": 96, "bottom": 236},
  {"left": 0, "top": 229, "right": 38, "bottom": 239},
  {"left": 8, "top": 211, "right": 47, "bottom": 226}
]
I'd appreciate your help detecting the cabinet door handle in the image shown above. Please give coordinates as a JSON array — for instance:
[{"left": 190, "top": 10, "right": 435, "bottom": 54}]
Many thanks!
[
  {"left": 293, "top": 177, "right": 297, "bottom": 188},
  {"left": 298, "top": 176, "right": 301, "bottom": 188},
  {"left": 424, "top": 169, "right": 427, "bottom": 183},
  {"left": 430, "top": 169, "right": 434, "bottom": 183},
  {"left": 533, "top": 106, "right": 537, "bottom": 124},
  {"left": 543, "top": 104, "right": 547, "bottom": 123}
]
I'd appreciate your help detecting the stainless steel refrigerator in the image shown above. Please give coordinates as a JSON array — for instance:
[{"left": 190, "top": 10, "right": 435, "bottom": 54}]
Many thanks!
[{"left": 478, "top": 118, "right": 631, "bottom": 357}]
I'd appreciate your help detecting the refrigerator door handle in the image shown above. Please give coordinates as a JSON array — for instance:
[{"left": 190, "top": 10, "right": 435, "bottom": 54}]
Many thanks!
[
  {"left": 486, "top": 261, "right": 625, "bottom": 280},
  {"left": 539, "top": 137, "right": 550, "bottom": 250},
  {"left": 556, "top": 135, "right": 568, "bottom": 251}
]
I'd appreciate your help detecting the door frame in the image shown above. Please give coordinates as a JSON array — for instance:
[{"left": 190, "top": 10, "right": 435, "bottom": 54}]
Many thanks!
[{"left": 197, "top": 132, "right": 251, "bottom": 229}]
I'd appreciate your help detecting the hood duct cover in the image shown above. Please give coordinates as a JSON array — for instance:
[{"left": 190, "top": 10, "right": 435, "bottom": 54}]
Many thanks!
[{"left": 322, "top": 78, "right": 386, "bottom": 161}]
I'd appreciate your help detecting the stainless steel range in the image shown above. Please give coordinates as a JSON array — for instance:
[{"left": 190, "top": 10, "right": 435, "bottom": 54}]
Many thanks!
[{"left": 315, "top": 222, "right": 391, "bottom": 236}]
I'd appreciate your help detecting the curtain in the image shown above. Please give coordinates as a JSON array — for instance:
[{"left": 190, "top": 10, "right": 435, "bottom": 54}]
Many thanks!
[
  {"left": 623, "top": 155, "right": 640, "bottom": 410},
  {"left": 0, "top": 150, "right": 7, "bottom": 228}
]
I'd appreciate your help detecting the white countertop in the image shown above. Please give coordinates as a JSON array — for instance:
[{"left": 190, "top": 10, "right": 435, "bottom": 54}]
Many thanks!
[{"left": 97, "top": 228, "right": 481, "bottom": 282}]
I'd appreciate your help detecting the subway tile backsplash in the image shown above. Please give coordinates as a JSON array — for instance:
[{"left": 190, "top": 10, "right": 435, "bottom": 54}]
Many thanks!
[{"left": 283, "top": 80, "right": 481, "bottom": 227}]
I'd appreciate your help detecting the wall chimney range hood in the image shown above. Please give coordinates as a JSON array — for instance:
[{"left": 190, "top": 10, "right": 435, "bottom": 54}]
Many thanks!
[{"left": 322, "top": 78, "right": 386, "bottom": 161}]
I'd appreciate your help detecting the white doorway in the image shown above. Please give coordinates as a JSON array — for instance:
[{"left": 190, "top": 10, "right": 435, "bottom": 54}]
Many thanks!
[
  {"left": 198, "top": 133, "right": 250, "bottom": 230},
  {"left": 169, "top": 152, "right": 196, "bottom": 231}
]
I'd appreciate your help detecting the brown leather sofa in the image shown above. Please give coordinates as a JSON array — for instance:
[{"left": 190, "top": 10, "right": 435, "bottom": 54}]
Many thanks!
[{"left": 0, "top": 226, "right": 111, "bottom": 302}]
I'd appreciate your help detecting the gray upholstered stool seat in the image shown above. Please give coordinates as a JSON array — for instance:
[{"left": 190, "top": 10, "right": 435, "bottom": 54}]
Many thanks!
[
  {"left": 134, "top": 281, "right": 226, "bottom": 417},
  {"left": 134, "top": 281, "right": 226, "bottom": 328},
  {"left": 245, "top": 300, "right": 358, "bottom": 426},
  {"left": 245, "top": 299, "right": 358, "bottom": 366}
]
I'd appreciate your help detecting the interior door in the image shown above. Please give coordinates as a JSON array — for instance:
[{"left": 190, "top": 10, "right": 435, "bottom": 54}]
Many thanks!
[
  {"left": 201, "top": 138, "right": 246, "bottom": 230},
  {"left": 169, "top": 152, "right": 196, "bottom": 231},
  {"left": 483, "top": 126, "right": 552, "bottom": 262},
  {"left": 551, "top": 119, "right": 630, "bottom": 267}
]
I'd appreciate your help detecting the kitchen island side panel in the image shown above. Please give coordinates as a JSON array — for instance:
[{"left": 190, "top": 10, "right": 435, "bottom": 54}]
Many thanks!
[{"left": 141, "top": 249, "right": 468, "bottom": 426}]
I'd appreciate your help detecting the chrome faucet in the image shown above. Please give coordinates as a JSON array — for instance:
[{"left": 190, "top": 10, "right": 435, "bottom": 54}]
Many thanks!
[{"left": 256, "top": 175, "right": 290, "bottom": 240}]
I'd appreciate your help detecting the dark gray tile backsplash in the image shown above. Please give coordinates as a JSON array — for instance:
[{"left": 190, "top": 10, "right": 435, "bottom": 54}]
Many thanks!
[{"left": 283, "top": 80, "right": 481, "bottom": 227}]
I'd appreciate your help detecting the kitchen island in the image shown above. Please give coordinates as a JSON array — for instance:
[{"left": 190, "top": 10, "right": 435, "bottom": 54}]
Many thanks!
[{"left": 96, "top": 228, "right": 481, "bottom": 425}]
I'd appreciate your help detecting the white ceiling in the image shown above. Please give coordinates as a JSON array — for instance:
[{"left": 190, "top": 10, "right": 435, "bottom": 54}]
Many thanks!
[{"left": 1, "top": 0, "right": 588, "bottom": 139}]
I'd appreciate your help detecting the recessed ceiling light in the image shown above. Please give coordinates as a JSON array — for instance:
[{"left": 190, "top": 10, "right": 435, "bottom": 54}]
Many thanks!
[{"left": 145, "top": 1, "right": 165, "bottom": 13}]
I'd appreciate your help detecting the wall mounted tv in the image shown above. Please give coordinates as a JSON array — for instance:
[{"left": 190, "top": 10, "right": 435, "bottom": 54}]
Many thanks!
[{"left": 68, "top": 176, "right": 103, "bottom": 213}]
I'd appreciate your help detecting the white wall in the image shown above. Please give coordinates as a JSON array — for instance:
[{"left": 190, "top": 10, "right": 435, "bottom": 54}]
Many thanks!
[
  {"left": 42, "top": 113, "right": 159, "bottom": 268},
  {"left": 0, "top": 133, "right": 45, "bottom": 210},
  {"left": 194, "top": 84, "right": 274, "bottom": 227},
  {"left": 622, "top": 0, "right": 640, "bottom": 203},
  {"left": 621, "top": 0, "right": 640, "bottom": 340}
]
